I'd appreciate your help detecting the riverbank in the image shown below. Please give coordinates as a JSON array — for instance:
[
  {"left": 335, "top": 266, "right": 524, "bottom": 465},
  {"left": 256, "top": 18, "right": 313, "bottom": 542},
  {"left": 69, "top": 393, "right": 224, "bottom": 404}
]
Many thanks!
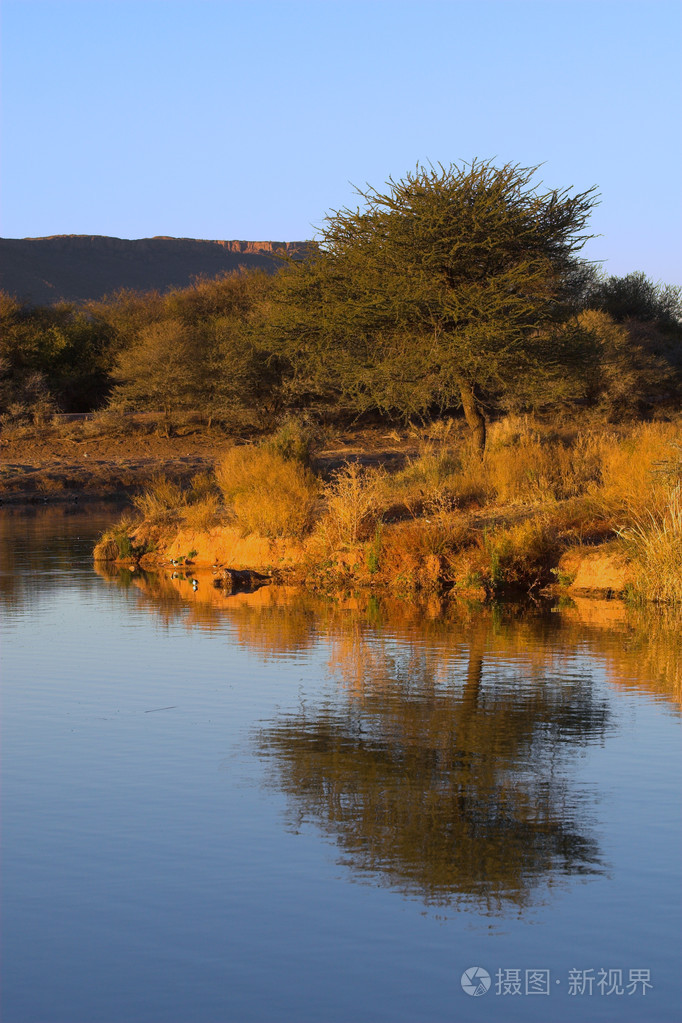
[
  {"left": 71, "top": 413, "right": 680, "bottom": 604},
  {"left": 93, "top": 416, "right": 682, "bottom": 601},
  {"left": 96, "top": 512, "right": 643, "bottom": 601},
  {"left": 0, "top": 416, "right": 220, "bottom": 502}
]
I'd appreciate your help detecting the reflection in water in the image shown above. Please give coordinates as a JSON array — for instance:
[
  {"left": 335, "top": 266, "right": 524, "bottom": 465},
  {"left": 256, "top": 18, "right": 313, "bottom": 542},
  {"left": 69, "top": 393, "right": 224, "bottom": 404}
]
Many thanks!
[
  {"left": 259, "top": 629, "right": 609, "bottom": 914},
  {"left": 0, "top": 502, "right": 130, "bottom": 611},
  {"left": 102, "top": 563, "right": 682, "bottom": 706},
  {"left": 3, "top": 508, "right": 681, "bottom": 1023},
  {"left": 90, "top": 565, "right": 681, "bottom": 914}
]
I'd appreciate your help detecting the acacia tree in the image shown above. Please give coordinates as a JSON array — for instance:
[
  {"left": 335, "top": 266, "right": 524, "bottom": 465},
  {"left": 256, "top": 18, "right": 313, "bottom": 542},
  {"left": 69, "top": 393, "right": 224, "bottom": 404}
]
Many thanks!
[
  {"left": 108, "top": 269, "right": 279, "bottom": 426},
  {"left": 267, "top": 160, "right": 599, "bottom": 452}
]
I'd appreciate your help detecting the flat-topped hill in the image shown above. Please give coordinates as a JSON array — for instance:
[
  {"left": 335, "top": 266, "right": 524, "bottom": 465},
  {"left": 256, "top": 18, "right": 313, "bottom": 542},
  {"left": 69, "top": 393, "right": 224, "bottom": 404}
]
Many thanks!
[{"left": 0, "top": 234, "right": 313, "bottom": 305}]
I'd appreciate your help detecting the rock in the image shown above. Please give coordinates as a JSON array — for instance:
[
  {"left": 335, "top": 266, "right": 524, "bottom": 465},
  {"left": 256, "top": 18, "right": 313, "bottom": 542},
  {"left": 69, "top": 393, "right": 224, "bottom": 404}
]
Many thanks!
[
  {"left": 559, "top": 547, "right": 634, "bottom": 597},
  {"left": 213, "top": 568, "right": 270, "bottom": 593}
]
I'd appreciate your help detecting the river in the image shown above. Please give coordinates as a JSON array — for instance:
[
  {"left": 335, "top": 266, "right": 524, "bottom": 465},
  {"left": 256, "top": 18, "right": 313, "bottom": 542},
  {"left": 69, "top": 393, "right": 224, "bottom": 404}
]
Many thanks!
[{"left": 1, "top": 504, "right": 680, "bottom": 1023}]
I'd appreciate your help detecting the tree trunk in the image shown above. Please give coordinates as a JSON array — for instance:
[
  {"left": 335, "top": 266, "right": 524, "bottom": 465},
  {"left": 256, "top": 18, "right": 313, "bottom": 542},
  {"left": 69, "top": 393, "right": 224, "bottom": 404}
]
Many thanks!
[{"left": 457, "top": 378, "right": 486, "bottom": 456}]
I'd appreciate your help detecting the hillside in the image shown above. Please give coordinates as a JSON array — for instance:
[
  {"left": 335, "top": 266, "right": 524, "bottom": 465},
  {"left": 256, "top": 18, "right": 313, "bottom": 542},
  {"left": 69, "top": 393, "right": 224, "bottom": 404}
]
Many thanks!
[{"left": 0, "top": 234, "right": 313, "bottom": 305}]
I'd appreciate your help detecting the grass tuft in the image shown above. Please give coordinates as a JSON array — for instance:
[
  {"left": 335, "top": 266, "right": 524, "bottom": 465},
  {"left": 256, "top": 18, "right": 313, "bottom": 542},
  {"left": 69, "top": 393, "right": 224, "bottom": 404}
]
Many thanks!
[
  {"left": 215, "top": 445, "right": 318, "bottom": 538},
  {"left": 617, "top": 486, "right": 682, "bottom": 603},
  {"left": 132, "top": 475, "right": 184, "bottom": 523},
  {"left": 93, "top": 517, "right": 137, "bottom": 561}
]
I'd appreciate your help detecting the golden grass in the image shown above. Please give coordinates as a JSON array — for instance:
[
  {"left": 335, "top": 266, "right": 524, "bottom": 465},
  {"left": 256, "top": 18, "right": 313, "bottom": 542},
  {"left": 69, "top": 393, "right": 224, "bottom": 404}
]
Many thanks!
[
  {"left": 94, "top": 414, "right": 682, "bottom": 601},
  {"left": 388, "top": 447, "right": 487, "bottom": 511},
  {"left": 616, "top": 486, "right": 682, "bottom": 603},
  {"left": 132, "top": 474, "right": 184, "bottom": 523},
  {"left": 182, "top": 493, "right": 223, "bottom": 530},
  {"left": 598, "top": 422, "right": 682, "bottom": 516},
  {"left": 215, "top": 445, "right": 319, "bottom": 538}
]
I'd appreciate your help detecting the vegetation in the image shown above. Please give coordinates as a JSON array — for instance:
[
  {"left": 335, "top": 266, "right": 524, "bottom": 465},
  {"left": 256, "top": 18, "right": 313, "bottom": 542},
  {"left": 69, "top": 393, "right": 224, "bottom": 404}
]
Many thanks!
[
  {"left": 2, "top": 162, "right": 680, "bottom": 436},
  {"left": 264, "top": 160, "right": 602, "bottom": 452},
  {"left": 616, "top": 486, "right": 682, "bottom": 604},
  {"left": 2, "top": 158, "right": 681, "bottom": 601},
  {"left": 215, "top": 444, "right": 319, "bottom": 539},
  {"left": 91, "top": 415, "right": 682, "bottom": 603}
]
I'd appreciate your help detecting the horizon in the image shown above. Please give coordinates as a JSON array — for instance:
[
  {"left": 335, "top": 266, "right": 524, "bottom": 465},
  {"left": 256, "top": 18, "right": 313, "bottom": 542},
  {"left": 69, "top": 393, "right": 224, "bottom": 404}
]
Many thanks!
[
  {"left": 1, "top": 0, "right": 680, "bottom": 285},
  {"left": 1, "top": 233, "right": 313, "bottom": 243}
]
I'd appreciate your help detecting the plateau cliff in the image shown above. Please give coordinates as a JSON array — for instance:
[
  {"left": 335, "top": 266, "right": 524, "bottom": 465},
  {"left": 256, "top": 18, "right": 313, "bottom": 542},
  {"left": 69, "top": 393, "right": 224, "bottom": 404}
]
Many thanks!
[{"left": 0, "top": 234, "right": 313, "bottom": 305}]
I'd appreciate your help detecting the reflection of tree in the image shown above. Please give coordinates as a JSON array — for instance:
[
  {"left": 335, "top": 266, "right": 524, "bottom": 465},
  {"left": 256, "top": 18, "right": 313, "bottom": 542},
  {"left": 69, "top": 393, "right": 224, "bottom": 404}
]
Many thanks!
[
  {"left": 97, "top": 563, "right": 682, "bottom": 706},
  {"left": 260, "top": 626, "right": 610, "bottom": 914},
  {"left": 1, "top": 504, "right": 118, "bottom": 610}
]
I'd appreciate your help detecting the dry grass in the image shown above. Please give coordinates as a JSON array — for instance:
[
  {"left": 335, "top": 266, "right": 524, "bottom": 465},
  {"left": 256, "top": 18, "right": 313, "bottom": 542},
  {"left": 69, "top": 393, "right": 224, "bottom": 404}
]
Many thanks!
[
  {"left": 484, "top": 419, "right": 613, "bottom": 503},
  {"left": 598, "top": 422, "right": 682, "bottom": 516},
  {"left": 92, "top": 414, "right": 682, "bottom": 601},
  {"left": 388, "top": 447, "right": 487, "bottom": 511},
  {"left": 93, "top": 516, "right": 138, "bottom": 561},
  {"left": 182, "top": 493, "right": 223, "bottom": 530},
  {"left": 215, "top": 445, "right": 319, "bottom": 538},
  {"left": 616, "top": 486, "right": 682, "bottom": 603},
  {"left": 132, "top": 475, "right": 184, "bottom": 523}
]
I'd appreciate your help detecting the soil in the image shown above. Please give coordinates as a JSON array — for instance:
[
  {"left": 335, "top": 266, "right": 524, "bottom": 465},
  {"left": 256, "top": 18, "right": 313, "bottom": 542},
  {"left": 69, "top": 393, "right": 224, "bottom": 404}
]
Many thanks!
[
  {"left": 0, "top": 429, "right": 218, "bottom": 502},
  {"left": 0, "top": 423, "right": 421, "bottom": 503}
]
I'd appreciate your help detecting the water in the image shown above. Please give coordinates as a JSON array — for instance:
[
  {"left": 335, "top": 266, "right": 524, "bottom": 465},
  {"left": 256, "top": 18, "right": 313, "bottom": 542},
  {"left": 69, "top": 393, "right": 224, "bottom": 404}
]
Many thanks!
[{"left": 1, "top": 505, "right": 680, "bottom": 1023}]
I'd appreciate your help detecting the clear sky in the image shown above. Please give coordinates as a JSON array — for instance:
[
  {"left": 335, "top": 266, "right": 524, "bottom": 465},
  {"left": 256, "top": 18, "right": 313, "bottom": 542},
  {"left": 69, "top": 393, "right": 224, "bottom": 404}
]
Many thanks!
[{"left": 1, "top": 0, "right": 680, "bottom": 283}]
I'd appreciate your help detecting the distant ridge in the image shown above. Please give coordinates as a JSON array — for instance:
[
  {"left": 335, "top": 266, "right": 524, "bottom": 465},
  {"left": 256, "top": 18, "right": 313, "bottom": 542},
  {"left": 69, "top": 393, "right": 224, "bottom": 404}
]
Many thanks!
[{"left": 0, "top": 234, "right": 314, "bottom": 305}]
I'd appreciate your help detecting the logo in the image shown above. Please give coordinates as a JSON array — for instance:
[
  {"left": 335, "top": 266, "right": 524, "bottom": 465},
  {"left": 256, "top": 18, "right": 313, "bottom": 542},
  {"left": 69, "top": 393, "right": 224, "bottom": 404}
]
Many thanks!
[{"left": 461, "top": 967, "right": 491, "bottom": 997}]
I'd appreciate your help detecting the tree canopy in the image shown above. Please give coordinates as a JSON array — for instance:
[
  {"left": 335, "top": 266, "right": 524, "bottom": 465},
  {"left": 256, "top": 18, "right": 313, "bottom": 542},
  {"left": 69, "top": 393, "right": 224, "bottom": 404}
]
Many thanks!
[{"left": 267, "top": 160, "right": 599, "bottom": 450}]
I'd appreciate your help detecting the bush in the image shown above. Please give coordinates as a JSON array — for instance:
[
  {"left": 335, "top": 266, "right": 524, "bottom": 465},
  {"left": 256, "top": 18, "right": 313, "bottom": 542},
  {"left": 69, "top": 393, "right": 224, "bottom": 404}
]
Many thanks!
[
  {"left": 82, "top": 409, "right": 136, "bottom": 439},
  {"left": 215, "top": 445, "right": 319, "bottom": 537},
  {"left": 320, "top": 462, "right": 386, "bottom": 547},
  {"left": 480, "top": 518, "right": 561, "bottom": 590},
  {"left": 93, "top": 519, "right": 136, "bottom": 561},
  {"left": 263, "top": 416, "right": 319, "bottom": 467}
]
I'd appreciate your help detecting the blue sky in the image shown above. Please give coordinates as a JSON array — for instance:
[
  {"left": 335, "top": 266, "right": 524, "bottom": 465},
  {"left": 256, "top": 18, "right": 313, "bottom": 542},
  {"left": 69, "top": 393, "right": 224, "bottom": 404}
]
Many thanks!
[{"left": 1, "top": 0, "right": 680, "bottom": 283}]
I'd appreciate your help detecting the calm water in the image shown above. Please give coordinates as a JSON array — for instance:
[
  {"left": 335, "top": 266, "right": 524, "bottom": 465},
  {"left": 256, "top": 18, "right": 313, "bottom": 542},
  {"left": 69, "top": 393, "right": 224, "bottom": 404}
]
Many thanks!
[{"left": 1, "top": 505, "right": 680, "bottom": 1023}]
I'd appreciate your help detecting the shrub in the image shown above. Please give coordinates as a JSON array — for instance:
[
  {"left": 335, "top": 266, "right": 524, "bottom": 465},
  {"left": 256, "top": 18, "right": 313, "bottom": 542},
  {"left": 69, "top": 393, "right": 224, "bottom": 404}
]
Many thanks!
[
  {"left": 215, "top": 445, "right": 319, "bottom": 537},
  {"left": 320, "top": 462, "right": 386, "bottom": 547},
  {"left": 460, "top": 516, "right": 561, "bottom": 592},
  {"left": 263, "top": 416, "right": 319, "bottom": 467},
  {"left": 378, "top": 514, "right": 470, "bottom": 588},
  {"left": 93, "top": 518, "right": 136, "bottom": 561},
  {"left": 82, "top": 409, "right": 136, "bottom": 439}
]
